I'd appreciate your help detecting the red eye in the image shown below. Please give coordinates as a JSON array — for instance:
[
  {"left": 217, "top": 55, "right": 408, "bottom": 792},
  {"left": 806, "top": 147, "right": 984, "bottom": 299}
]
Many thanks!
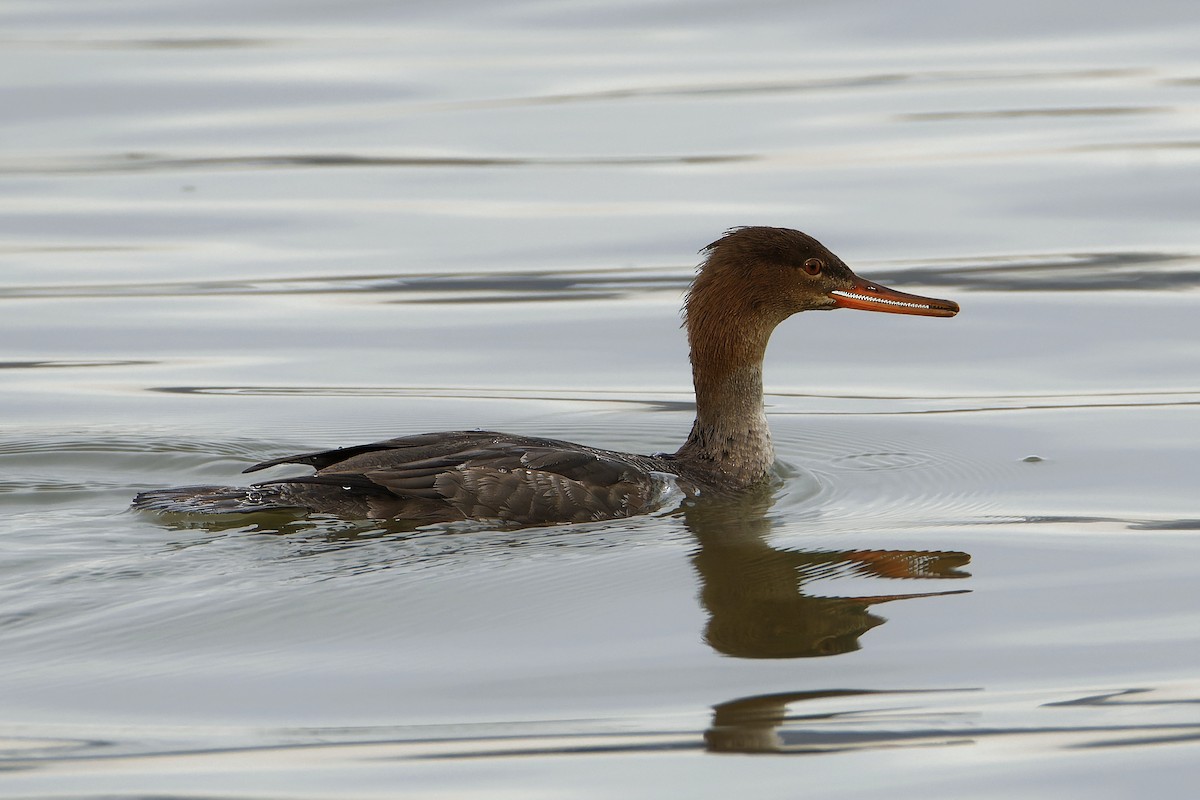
[{"left": 803, "top": 258, "right": 823, "bottom": 275}]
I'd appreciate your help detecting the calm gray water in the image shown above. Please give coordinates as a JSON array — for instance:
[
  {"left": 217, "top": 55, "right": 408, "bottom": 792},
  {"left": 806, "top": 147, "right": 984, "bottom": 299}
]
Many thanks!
[{"left": 3, "top": 1, "right": 1200, "bottom": 797}]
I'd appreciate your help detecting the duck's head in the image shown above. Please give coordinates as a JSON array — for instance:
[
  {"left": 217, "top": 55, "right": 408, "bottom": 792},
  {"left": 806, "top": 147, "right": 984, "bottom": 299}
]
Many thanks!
[{"left": 687, "top": 226, "right": 960, "bottom": 328}]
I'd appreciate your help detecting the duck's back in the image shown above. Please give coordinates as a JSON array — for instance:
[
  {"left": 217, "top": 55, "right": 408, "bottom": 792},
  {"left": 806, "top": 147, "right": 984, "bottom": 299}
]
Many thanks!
[{"left": 133, "top": 430, "right": 686, "bottom": 523}]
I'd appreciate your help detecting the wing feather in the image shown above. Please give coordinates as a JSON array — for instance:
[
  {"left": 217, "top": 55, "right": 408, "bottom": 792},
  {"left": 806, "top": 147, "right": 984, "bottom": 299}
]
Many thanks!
[{"left": 245, "top": 430, "right": 677, "bottom": 523}]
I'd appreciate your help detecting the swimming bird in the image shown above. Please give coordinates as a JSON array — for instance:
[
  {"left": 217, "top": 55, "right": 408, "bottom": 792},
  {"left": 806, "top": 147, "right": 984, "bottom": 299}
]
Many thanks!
[{"left": 133, "top": 226, "right": 959, "bottom": 524}]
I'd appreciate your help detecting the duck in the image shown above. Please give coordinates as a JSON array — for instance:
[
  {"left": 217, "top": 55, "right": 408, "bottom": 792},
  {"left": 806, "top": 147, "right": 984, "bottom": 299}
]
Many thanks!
[{"left": 133, "top": 226, "right": 959, "bottom": 524}]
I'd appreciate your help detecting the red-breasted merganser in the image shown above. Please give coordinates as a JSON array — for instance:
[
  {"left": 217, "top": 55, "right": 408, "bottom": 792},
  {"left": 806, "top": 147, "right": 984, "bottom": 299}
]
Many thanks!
[{"left": 133, "top": 227, "right": 959, "bottom": 523}]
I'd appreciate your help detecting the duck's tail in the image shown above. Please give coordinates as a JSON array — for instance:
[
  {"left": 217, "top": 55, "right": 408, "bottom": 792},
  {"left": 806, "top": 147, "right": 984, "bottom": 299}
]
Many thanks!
[{"left": 132, "top": 485, "right": 297, "bottom": 515}]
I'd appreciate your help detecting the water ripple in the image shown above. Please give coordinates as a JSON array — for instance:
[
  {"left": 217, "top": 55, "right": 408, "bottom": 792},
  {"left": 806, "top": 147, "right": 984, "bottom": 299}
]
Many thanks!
[
  {"left": 865, "top": 251, "right": 1200, "bottom": 292},
  {"left": 142, "top": 384, "right": 1200, "bottom": 416},
  {"left": 0, "top": 152, "right": 754, "bottom": 177},
  {"left": 0, "top": 267, "right": 687, "bottom": 301},
  {"left": 2, "top": 683, "right": 1196, "bottom": 764},
  {"left": 3, "top": 251, "right": 1194, "bottom": 301}
]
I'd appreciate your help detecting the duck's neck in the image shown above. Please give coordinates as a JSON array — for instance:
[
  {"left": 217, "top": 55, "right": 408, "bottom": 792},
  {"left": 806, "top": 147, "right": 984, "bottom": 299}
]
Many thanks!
[{"left": 674, "top": 310, "right": 777, "bottom": 488}]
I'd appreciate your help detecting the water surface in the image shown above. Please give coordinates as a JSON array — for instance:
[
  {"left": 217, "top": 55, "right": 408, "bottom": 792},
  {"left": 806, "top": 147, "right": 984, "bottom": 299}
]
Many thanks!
[{"left": 2, "top": 1, "right": 1200, "bottom": 797}]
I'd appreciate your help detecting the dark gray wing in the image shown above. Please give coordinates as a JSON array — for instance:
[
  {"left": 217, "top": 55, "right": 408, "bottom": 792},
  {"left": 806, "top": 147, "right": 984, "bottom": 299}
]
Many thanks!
[
  {"left": 241, "top": 430, "right": 494, "bottom": 474},
  {"left": 250, "top": 430, "right": 678, "bottom": 523}
]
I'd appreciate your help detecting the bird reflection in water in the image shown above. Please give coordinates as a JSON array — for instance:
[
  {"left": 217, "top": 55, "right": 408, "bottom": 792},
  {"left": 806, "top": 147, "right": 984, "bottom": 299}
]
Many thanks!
[
  {"left": 685, "top": 484, "right": 971, "bottom": 753},
  {"left": 683, "top": 483, "right": 970, "bottom": 659}
]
